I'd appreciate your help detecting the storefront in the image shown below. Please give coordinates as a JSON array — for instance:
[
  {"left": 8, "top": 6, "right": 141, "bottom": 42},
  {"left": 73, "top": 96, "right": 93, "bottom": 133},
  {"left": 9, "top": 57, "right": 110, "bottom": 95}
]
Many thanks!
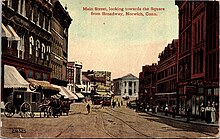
[{"left": 155, "top": 92, "right": 177, "bottom": 112}]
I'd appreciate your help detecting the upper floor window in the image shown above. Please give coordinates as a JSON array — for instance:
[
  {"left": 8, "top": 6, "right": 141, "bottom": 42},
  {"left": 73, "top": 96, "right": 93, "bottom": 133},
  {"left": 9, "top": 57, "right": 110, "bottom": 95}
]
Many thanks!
[
  {"left": 29, "top": 36, "right": 34, "bottom": 56},
  {"left": 36, "top": 40, "right": 40, "bottom": 59},
  {"left": 46, "top": 45, "right": 50, "bottom": 61},
  {"left": 18, "top": 0, "right": 26, "bottom": 17},
  {"left": 17, "top": 35, "right": 25, "bottom": 59},
  {"left": 41, "top": 43, "right": 45, "bottom": 59}
]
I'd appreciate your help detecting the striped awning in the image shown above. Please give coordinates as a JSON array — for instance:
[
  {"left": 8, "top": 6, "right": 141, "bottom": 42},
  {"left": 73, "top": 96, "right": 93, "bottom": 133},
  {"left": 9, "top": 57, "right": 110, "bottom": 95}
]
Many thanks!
[
  {"left": 4, "top": 65, "right": 29, "bottom": 88},
  {"left": 6, "top": 25, "right": 20, "bottom": 41},
  {"left": 2, "top": 24, "right": 12, "bottom": 38}
]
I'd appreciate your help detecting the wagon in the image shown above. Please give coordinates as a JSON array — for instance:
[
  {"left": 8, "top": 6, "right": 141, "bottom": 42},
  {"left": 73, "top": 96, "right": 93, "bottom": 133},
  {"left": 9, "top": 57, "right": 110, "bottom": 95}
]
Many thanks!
[{"left": 4, "top": 90, "right": 48, "bottom": 118}]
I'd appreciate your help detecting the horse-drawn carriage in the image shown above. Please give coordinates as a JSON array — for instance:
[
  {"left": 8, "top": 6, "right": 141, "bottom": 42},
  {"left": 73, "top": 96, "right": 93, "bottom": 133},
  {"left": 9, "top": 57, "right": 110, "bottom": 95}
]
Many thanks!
[{"left": 4, "top": 89, "right": 71, "bottom": 118}]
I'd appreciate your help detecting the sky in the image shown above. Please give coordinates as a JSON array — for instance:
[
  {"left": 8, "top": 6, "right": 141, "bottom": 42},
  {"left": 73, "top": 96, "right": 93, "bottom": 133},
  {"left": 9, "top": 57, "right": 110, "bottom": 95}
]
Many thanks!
[{"left": 59, "top": 0, "right": 179, "bottom": 79}]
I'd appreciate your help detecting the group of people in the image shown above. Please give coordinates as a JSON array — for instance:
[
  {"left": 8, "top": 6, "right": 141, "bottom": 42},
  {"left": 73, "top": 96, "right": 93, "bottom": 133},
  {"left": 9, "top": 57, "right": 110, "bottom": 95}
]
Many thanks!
[{"left": 200, "top": 101, "right": 218, "bottom": 124}]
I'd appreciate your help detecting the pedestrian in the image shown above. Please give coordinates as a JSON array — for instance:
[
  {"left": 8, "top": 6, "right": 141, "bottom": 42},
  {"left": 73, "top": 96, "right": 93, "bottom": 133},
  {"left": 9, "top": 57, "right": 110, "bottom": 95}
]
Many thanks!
[
  {"left": 211, "top": 102, "right": 216, "bottom": 124},
  {"left": 155, "top": 105, "right": 158, "bottom": 114},
  {"left": 205, "top": 101, "right": 212, "bottom": 124},
  {"left": 172, "top": 105, "right": 176, "bottom": 118},
  {"left": 118, "top": 102, "right": 120, "bottom": 107},
  {"left": 164, "top": 104, "right": 168, "bottom": 116},
  {"left": 86, "top": 103, "right": 91, "bottom": 114},
  {"left": 215, "top": 103, "right": 219, "bottom": 122},
  {"left": 186, "top": 105, "right": 191, "bottom": 122},
  {"left": 121, "top": 101, "right": 123, "bottom": 106},
  {"left": 200, "top": 103, "right": 205, "bottom": 121}
]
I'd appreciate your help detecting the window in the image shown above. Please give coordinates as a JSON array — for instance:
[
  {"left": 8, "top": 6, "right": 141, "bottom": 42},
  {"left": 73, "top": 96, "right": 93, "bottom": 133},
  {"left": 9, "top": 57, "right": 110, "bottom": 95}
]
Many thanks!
[
  {"left": 43, "top": 73, "right": 49, "bottom": 81},
  {"left": 29, "top": 36, "right": 34, "bottom": 59},
  {"left": 35, "top": 72, "right": 41, "bottom": 80},
  {"left": 18, "top": 35, "right": 25, "bottom": 59},
  {"left": 46, "top": 45, "right": 50, "bottom": 61},
  {"left": 41, "top": 43, "right": 45, "bottom": 59},
  {"left": 28, "top": 71, "right": 33, "bottom": 78},
  {"left": 129, "top": 89, "right": 132, "bottom": 96},
  {"left": 36, "top": 40, "right": 40, "bottom": 61},
  {"left": 129, "top": 81, "right": 132, "bottom": 87}
]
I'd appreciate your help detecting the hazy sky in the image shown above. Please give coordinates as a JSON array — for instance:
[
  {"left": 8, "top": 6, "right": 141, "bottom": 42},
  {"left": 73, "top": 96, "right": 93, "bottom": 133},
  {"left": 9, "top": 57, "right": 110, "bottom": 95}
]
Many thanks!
[{"left": 59, "top": 0, "right": 178, "bottom": 79}]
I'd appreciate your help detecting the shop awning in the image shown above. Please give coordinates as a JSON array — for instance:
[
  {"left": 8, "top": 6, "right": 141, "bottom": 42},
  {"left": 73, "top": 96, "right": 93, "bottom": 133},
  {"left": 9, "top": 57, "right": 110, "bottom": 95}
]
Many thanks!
[
  {"left": 51, "top": 84, "right": 78, "bottom": 100},
  {"left": 96, "top": 91, "right": 107, "bottom": 95},
  {"left": 155, "top": 92, "right": 177, "bottom": 96},
  {"left": 6, "top": 25, "right": 20, "bottom": 41},
  {"left": 4, "top": 65, "right": 29, "bottom": 88},
  {"left": 27, "top": 78, "right": 60, "bottom": 92},
  {"left": 75, "top": 84, "right": 84, "bottom": 89},
  {"left": 2, "top": 24, "right": 12, "bottom": 38},
  {"left": 75, "top": 93, "right": 85, "bottom": 98}
]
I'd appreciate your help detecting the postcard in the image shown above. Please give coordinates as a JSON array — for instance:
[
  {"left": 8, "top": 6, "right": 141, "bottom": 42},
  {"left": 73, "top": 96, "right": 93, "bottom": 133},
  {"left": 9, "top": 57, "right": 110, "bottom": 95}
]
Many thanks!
[{"left": 1, "top": 0, "right": 219, "bottom": 138}]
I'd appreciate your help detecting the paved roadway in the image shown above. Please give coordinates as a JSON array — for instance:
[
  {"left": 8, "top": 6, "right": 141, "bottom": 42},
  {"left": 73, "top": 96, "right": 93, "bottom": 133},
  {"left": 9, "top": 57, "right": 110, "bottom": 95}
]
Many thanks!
[{"left": 1, "top": 103, "right": 219, "bottom": 138}]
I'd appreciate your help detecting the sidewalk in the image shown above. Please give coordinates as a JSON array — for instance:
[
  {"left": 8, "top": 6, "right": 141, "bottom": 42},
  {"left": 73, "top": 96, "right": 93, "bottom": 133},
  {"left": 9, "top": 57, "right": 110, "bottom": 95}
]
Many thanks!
[{"left": 145, "top": 111, "right": 219, "bottom": 127}]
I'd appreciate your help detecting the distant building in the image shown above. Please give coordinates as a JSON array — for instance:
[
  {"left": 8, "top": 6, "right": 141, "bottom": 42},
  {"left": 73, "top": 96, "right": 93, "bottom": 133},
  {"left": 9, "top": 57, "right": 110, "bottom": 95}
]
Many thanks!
[
  {"left": 83, "top": 70, "right": 112, "bottom": 96},
  {"left": 113, "top": 74, "right": 139, "bottom": 99},
  {"left": 82, "top": 74, "right": 91, "bottom": 98},
  {"left": 67, "top": 61, "right": 83, "bottom": 93},
  {"left": 139, "top": 64, "right": 157, "bottom": 107}
]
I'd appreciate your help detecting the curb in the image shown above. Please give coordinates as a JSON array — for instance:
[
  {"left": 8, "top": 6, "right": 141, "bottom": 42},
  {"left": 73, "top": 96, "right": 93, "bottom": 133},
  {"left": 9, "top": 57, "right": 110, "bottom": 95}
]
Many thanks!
[{"left": 145, "top": 111, "right": 219, "bottom": 127}]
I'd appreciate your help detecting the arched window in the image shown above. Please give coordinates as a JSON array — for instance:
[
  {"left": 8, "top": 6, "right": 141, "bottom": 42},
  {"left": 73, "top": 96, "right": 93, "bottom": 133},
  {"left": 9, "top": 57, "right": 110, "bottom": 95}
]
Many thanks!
[
  {"left": 36, "top": 40, "right": 40, "bottom": 60},
  {"left": 41, "top": 43, "right": 45, "bottom": 59},
  {"left": 29, "top": 36, "right": 34, "bottom": 55},
  {"left": 46, "top": 45, "right": 50, "bottom": 61}
]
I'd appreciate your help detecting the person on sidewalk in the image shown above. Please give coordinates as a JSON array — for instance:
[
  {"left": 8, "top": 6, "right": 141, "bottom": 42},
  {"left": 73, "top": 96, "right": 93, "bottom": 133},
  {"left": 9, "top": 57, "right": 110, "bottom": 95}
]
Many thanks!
[
  {"left": 211, "top": 102, "right": 216, "bottom": 124},
  {"left": 186, "top": 105, "right": 191, "bottom": 122},
  {"left": 172, "top": 105, "right": 176, "bottom": 118},
  {"left": 205, "top": 101, "right": 212, "bottom": 124},
  {"left": 215, "top": 102, "right": 219, "bottom": 122},
  {"left": 200, "top": 103, "right": 205, "bottom": 121},
  {"left": 164, "top": 104, "right": 168, "bottom": 116},
  {"left": 86, "top": 102, "right": 91, "bottom": 114}
]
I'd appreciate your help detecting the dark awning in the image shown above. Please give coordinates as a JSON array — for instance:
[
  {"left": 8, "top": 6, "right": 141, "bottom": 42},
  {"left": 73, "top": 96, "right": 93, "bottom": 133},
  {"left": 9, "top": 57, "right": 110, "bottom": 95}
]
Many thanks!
[{"left": 27, "top": 78, "right": 60, "bottom": 92}]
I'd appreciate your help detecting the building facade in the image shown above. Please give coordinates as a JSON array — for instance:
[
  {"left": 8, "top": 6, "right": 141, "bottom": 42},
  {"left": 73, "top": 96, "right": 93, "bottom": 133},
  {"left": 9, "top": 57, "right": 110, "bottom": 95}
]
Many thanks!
[
  {"left": 139, "top": 64, "right": 157, "bottom": 108},
  {"left": 82, "top": 75, "right": 91, "bottom": 98},
  {"left": 50, "top": 0, "right": 72, "bottom": 86},
  {"left": 2, "top": 0, "right": 53, "bottom": 83},
  {"left": 156, "top": 39, "right": 178, "bottom": 112},
  {"left": 67, "top": 61, "right": 83, "bottom": 93},
  {"left": 175, "top": 1, "right": 219, "bottom": 116},
  {"left": 113, "top": 74, "right": 139, "bottom": 99}
]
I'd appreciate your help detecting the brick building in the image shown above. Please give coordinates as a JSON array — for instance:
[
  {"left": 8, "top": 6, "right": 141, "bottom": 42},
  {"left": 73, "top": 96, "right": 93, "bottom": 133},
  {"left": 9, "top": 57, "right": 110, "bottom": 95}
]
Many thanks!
[
  {"left": 175, "top": 1, "right": 219, "bottom": 116},
  {"left": 156, "top": 39, "right": 178, "bottom": 112},
  {"left": 50, "top": 0, "right": 72, "bottom": 86},
  {"left": 139, "top": 64, "right": 157, "bottom": 108}
]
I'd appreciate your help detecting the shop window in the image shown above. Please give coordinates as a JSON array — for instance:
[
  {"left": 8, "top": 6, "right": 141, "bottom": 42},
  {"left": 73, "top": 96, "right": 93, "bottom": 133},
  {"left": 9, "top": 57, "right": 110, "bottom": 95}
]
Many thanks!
[{"left": 28, "top": 71, "right": 33, "bottom": 78}]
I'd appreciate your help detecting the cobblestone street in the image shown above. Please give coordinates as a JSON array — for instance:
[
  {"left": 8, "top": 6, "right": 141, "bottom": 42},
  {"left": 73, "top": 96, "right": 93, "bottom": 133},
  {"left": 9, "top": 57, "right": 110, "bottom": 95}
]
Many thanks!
[{"left": 1, "top": 103, "right": 219, "bottom": 138}]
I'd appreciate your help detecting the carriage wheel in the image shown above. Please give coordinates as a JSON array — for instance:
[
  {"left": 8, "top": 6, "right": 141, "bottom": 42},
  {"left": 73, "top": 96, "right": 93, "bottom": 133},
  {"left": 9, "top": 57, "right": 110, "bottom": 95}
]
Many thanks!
[
  {"left": 4, "top": 102, "right": 15, "bottom": 118},
  {"left": 20, "top": 102, "right": 31, "bottom": 118}
]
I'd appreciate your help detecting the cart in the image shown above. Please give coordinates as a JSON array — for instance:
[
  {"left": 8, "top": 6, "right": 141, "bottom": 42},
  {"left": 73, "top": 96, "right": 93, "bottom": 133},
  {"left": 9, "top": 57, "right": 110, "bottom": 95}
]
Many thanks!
[{"left": 4, "top": 90, "right": 44, "bottom": 118}]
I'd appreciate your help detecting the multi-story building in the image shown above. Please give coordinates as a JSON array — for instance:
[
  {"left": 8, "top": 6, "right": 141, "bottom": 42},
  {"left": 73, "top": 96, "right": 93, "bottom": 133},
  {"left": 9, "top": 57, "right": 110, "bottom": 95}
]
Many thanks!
[
  {"left": 50, "top": 0, "right": 72, "bottom": 86},
  {"left": 175, "top": 1, "right": 219, "bottom": 116},
  {"left": 1, "top": 0, "right": 54, "bottom": 100},
  {"left": 113, "top": 74, "right": 139, "bottom": 100},
  {"left": 67, "top": 61, "right": 83, "bottom": 93},
  {"left": 139, "top": 64, "right": 157, "bottom": 107},
  {"left": 82, "top": 70, "right": 112, "bottom": 96},
  {"left": 2, "top": 0, "right": 53, "bottom": 81},
  {"left": 156, "top": 39, "right": 178, "bottom": 112}
]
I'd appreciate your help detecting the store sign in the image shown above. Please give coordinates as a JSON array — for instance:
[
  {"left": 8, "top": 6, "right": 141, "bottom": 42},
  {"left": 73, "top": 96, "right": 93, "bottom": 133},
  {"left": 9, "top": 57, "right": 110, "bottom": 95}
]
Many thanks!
[{"left": 188, "top": 80, "right": 204, "bottom": 87}]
